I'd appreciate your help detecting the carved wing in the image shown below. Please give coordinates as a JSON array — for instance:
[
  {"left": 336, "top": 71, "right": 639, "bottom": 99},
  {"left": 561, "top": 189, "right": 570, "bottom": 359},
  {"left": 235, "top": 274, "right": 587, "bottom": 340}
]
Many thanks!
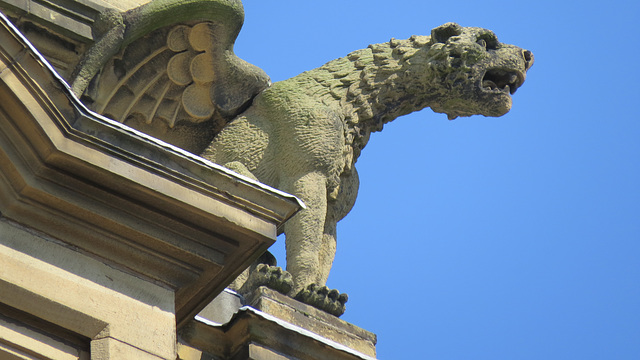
[{"left": 72, "top": 0, "right": 269, "bottom": 153}]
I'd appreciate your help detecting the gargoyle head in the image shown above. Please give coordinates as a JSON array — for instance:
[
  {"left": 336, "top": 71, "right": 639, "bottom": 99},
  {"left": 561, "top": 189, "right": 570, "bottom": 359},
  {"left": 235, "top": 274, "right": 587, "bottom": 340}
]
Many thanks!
[{"left": 402, "top": 22, "right": 534, "bottom": 120}]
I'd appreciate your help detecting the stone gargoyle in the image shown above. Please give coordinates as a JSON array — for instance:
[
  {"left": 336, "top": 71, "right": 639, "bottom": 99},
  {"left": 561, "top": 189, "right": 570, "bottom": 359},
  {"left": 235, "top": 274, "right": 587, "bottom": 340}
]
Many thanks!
[{"left": 72, "top": 0, "right": 533, "bottom": 317}]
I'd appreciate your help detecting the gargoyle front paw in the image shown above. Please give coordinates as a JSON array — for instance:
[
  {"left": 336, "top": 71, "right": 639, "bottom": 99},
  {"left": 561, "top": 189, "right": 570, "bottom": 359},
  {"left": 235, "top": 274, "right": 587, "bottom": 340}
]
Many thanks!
[
  {"left": 242, "top": 264, "right": 293, "bottom": 296},
  {"left": 294, "top": 284, "right": 348, "bottom": 317}
]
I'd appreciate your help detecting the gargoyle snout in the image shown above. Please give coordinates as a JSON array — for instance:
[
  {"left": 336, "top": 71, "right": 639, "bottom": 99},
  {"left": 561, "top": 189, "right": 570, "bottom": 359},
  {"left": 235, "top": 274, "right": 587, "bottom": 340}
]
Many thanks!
[{"left": 523, "top": 50, "right": 534, "bottom": 71}]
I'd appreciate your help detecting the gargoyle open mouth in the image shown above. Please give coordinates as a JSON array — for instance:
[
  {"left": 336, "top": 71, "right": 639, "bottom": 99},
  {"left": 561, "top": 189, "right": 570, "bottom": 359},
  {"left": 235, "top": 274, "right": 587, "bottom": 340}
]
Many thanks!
[{"left": 482, "top": 68, "right": 524, "bottom": 95}]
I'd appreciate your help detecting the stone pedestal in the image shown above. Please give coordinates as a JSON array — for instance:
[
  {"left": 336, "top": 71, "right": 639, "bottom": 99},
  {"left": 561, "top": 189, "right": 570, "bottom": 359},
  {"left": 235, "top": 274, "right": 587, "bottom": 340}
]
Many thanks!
[
  {"left": 179, "top": 287, "right": 377, "bottom": 360},
  {"left": 247, "top": 287, "right": 377, "bottom": 357}
]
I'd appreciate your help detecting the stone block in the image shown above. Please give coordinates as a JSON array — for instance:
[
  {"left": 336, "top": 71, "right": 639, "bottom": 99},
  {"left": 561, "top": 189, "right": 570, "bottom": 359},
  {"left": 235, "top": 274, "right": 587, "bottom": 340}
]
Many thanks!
[{"left": 247, "top": 287, "right": 377, "bottom": 358}]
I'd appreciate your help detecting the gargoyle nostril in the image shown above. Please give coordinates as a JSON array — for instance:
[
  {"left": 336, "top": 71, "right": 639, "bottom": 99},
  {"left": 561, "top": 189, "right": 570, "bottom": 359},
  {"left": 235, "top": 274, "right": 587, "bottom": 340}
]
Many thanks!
[{"left": 523, "top": 50, "right": 534, "bottom": 70}]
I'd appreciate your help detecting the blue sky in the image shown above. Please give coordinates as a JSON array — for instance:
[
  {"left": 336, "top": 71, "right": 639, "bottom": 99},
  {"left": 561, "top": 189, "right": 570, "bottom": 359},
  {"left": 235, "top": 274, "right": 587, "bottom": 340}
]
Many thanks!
[{"left": 235, "top": 1, "right": 640, "bottom": 359}]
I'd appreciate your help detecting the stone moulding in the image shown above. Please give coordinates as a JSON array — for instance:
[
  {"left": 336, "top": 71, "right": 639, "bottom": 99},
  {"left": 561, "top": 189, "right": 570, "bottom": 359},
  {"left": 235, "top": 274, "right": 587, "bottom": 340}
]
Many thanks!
[
  {"left": 0, "top": 0, "right": 106, "bottom": 79},
  {"left": 245, "top": 286, "right": 377, "bottom": 356},
  {"left": 181, "top": 307, "right": 377, "bottom": 360},
  {"left": 0, "top": 11, "right": 302, "bottom": 327},
  {"left": 0, "top": 0, "right": 104, "bottom": 43}
]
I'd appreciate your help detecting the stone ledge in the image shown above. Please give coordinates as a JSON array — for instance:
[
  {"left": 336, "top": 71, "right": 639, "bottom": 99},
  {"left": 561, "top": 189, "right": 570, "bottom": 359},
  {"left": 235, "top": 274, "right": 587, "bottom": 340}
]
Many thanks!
[
  {"left": 246, "top": 287, "right": 377, "bottom": 357},
  {"left": 0, "top": 12, "right": 302, "bottom": 328},
  {"left": 182, "top": 307, "right": 377, "bottom": 360}
]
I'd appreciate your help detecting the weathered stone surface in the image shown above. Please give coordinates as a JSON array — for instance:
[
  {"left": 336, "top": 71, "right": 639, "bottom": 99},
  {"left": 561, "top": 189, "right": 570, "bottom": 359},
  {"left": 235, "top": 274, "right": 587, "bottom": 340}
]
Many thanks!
[
  {"left": 203, "top": 22, "right": 534, "bottom": 312},
  {"left": 295, "top": 284, "right": 349, "bottom": 317},
  {"left": 241, "top": 263, "right": 294, "bottom": 296},
  {"left": 0, "top": 218, "right": 177, "bottom": 359},
  {"left": 227, "top": 251, "right": 294, "bottom": 300}
]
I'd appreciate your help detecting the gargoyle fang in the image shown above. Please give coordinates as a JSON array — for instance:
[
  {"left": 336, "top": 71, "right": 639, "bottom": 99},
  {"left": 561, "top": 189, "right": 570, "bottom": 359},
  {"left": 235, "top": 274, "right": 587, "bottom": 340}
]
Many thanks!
[{"left": 482, "top": 68, "right": 523, "bottom": 95}]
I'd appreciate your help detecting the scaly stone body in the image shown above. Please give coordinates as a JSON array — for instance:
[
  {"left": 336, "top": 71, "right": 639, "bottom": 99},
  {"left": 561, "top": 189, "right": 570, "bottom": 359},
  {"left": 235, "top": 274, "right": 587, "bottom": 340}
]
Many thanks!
[{"left": 203, "top": 23, "right": 534, "bottom": 303}]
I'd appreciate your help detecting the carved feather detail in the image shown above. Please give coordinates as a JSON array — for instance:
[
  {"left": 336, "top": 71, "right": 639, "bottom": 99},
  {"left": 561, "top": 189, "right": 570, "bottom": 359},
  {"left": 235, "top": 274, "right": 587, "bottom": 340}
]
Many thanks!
[
  {"left": 74, "top": 0, "right": 270, "bottom": 153},
  {"left": 91, "top": 23, "right": 219, "bottom": 129}
]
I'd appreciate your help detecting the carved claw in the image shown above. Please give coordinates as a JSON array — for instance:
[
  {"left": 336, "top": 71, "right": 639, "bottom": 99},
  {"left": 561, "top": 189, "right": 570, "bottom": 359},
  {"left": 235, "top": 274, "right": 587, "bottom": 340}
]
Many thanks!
[
  {"left": 241, "top": 264, "right": 293, "bottom": 296},
  {"left": 295, "top": 284, "right": 348, "bottom": 317}
]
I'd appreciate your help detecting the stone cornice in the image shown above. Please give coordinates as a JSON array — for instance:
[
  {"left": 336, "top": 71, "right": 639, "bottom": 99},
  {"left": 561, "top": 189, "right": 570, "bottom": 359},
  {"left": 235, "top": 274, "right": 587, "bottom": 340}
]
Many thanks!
[{"left": 0, "top": 12, "right": 302, "bottom": 327}]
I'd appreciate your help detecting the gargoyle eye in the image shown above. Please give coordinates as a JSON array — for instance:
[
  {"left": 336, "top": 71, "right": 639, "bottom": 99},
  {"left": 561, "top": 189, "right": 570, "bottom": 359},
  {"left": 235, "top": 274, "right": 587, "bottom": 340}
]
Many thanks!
[
  {"left": 477, "top": 33, "right": 499, "bottom": 50},
  {"left": 431, "top": 22, "right": 463, "bottom": 44}
]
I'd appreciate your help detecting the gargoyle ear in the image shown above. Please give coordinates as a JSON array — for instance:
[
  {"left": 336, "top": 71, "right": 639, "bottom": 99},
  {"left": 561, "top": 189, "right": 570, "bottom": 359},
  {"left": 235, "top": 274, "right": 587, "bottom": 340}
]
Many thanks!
[{"left": 431, "top": 22, "right": 463, "bottom": 43}]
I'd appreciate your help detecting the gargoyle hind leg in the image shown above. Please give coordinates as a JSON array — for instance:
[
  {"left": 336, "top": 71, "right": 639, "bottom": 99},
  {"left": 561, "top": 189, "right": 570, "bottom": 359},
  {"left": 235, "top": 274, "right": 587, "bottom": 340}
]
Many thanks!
[
  {"left": 282, "top": 172, "right": 349, "bottom": 316},
  {"left": 294, "top": 214, "right": 349, "bottom": 317},
  {"left": 318, "top": 219, "right": 337, "bottom": 286},
  {"left": 281, "top": 172, "right": 327, "bottom": 295}
]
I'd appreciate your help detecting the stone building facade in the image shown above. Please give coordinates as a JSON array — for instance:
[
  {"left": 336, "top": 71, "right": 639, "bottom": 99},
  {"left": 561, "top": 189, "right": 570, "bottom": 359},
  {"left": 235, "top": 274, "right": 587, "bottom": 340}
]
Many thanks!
[{"left": 0, "top": 1, "right": 377, "bottom": 359}]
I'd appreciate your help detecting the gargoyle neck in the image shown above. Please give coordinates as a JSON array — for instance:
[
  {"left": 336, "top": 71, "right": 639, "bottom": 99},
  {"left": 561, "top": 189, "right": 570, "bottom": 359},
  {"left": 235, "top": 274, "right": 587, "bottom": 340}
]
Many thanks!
[
  {"left": 293, "top": 38, "right": 437, "bottom": 165},
  {"left": 337, "top": 42, "right": 436, "bottom": 157}
]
